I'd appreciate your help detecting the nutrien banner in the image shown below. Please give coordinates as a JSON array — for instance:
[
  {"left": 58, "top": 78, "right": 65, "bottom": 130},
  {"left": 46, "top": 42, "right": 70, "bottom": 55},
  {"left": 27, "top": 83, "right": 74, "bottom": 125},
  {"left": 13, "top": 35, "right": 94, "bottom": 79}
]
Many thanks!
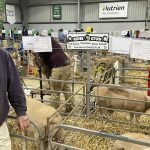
[{"left": 99, "top": 2, "right": 128, "bottom": 18}]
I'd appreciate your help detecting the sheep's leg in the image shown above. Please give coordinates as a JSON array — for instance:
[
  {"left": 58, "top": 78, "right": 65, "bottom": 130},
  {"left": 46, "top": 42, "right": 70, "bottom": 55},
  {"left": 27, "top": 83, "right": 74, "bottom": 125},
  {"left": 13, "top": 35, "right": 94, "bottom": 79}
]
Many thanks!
[
  {"left": 98, "top": 108, "right": 111, "bottom": 118},
  {"left": 135, "top": 114, "right": 140, "bottom": 123},
  {"left": 129, "top": 113, "right": 134, "bottom": 122},
  {"left": 22, "top": 131, "right": 27, "bottom": 150}
]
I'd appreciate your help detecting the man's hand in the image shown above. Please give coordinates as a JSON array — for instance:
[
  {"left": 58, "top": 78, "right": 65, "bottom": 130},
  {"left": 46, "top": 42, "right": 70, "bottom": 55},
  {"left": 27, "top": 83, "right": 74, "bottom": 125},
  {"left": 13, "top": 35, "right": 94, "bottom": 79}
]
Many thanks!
[{"left": 16, "top": 115, "right": 30, "bottom": 131}]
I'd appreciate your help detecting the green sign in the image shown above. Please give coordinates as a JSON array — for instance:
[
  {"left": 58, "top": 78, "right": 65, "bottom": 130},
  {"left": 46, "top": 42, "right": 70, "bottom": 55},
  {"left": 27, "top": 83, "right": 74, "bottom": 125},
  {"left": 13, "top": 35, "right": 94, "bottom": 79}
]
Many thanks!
[
  {"left": 52, "top": 5, "right": 61, "bottom": 20},
  {"left": 0, "top": 0, "right": 5, "bottom": 31}
]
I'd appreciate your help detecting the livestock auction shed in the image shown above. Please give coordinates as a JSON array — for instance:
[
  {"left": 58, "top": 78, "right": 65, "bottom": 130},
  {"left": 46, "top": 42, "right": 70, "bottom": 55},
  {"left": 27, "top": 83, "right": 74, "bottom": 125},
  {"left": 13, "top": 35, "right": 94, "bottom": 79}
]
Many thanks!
[{"left": 1, "top": 0, "right": 150, "bottom": 150}]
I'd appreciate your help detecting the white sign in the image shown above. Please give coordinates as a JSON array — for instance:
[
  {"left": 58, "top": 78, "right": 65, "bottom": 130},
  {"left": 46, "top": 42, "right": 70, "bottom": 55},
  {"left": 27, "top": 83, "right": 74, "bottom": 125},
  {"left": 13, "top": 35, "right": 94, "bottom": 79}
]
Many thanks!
[
  {"left": 130, "top": 39, "right": 150, "bottom": 60},
  {"left": 33, "top": 36, "right": 52, "bottom": 53},
  {"left": 28, "top": 30, "right": 32, "bottom": 35},
  {"left": 2, "top": 30, "right": 5, "bottom": 33},
  {"left": 109, "top": 37, "right": 132, "bottom": 54},
  {"left": 41, "top": 30, "right": 48, "bottom": 36},
  {"left": 99, "top": 2, "right": 128, "bottom": 18},
  {"left": 22, "top": 36, "right": 36, "bottom": 50},
  {"left": 18, "top": 30, "right": 22, "bottom": 34},
  {"left": 6, "top": 5, "right": 16, "bottom": 24},
  {"left": 67, "top": 33, "right": 109, "bottom": 50}
]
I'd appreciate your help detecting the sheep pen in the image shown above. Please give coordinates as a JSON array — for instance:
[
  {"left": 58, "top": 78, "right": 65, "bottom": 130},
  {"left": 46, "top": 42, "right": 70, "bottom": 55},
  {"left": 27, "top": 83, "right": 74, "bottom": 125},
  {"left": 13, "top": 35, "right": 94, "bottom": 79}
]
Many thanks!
[{"left": 9, "top": 52, "right": 150, "bottom": 150}]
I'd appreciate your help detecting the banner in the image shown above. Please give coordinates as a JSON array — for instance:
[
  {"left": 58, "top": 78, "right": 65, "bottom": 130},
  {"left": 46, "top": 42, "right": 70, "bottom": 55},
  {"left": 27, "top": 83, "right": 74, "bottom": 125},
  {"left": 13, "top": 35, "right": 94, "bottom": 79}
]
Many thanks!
[
  {"left": 22, "top": 36, "right": 37, "bottom": 50},
  {"left": 109, "top": 37, "right": 132, "bottom": 54},
  {"left": 52, "top": 5, "right": 61, "bottom": 20},
  {"left": 33, "top": 36, "right": 52, "bottom": 52},
  {"left": 67, "top": 33, "right": 109, "bottom": 50},
  {"left": 130, "top": 39, "right": 150, "bottom": 60},
  {"left": 6, "top": 4, "right": 16, "bottom": 24},
  {"left": 99, "top": 2, "right": 128, "bottom": 18}
]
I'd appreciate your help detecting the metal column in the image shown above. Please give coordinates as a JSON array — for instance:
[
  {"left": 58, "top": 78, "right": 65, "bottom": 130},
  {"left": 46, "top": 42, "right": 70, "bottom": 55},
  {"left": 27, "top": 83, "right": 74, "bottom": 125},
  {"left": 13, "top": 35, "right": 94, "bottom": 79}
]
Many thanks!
[
  {"left": 77, "top": 0, "right": 81, "bottom": 29},
  {"left": 86, "top": 50, "right": 91, "bottom": 116},
  {"left": 145, "top": 0, "right": 150, "bottom": 30},
  {"left": 20, "top": 0, "right": 29, "bottom": 28}
]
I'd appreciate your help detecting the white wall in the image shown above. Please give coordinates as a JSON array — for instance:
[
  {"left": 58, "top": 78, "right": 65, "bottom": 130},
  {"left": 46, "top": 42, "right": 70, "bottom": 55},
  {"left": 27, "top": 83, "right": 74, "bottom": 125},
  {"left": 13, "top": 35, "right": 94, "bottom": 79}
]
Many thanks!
[
  {"left": 29, "top": 23, "right": 77, "bottom": 32},
  {"left": 82, "top": 22, "right": 145, "bottom": 33}
]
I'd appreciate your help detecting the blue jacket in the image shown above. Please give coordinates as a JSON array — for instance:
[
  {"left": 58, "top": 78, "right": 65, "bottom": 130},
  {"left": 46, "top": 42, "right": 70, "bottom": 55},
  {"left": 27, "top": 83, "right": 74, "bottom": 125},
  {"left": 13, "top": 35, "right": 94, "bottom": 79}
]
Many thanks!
[{"left": 0, "top": 50, "right": 27, "bottom": 125}]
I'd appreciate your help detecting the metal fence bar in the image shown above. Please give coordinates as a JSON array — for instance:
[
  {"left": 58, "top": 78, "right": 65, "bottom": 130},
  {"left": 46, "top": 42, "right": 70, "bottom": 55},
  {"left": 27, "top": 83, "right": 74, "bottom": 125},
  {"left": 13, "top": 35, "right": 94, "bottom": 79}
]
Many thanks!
[
  {"left": 115, "top": 75, "right": 149, "bottom": 80},
  {"left": 21, "top": 76, "right": 85, "bottom": 84},
  {"left": 58, "top": 124, "right": 150, "bottom": 147},
  {"left": 94, "top": 105, "right": 150, "bottom": 117},
  {"left": 92, "top": 116, "right": 150, "bottom": 128},
  {"left": 118, "top": 68, "right": 148, "bottom": 71},
  {"left": 90, "top": 94, "right": 150, "bottom": 104},
  {"left": 90, "top": 83, "right": 150, "bottom": 91},
  {"left": 51, "top": 141, "right": 84, "bottom": 150}
]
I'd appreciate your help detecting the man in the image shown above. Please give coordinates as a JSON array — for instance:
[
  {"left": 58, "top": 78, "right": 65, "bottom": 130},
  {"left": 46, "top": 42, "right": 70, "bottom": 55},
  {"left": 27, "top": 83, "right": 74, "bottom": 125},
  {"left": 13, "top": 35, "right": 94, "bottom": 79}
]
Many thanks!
[
  {"left": 34, "top": 38, "right": 74, "bottom": 112},
  {"left": 0, "top": 49, "right": 30, "bottom": 150},
  {"left": 58, "top": 28, "right": 66, "bottom": 43}
]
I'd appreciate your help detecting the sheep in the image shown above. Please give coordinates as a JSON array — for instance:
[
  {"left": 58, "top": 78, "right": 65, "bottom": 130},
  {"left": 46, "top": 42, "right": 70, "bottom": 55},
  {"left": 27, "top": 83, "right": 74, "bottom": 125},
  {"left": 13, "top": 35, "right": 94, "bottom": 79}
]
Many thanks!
[
  {"left": 92, "top": 56, "right": 125, "bottom": 65},
  {"left": 26, "top": 96, "right": 63, "bottom": 149},
  {"left": 112, "top": 132, "right": 150, "bottom": 150},
  {"left": 93, "top": 86, "right": 150, "bottom": 121}
]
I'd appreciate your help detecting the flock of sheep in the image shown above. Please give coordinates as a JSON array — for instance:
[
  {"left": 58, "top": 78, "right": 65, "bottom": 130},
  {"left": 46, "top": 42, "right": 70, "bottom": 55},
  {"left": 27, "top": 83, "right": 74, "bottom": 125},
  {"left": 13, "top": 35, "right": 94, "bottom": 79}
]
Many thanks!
[{"left": 9, "top": 53, "right": 150, "bottom": 150}]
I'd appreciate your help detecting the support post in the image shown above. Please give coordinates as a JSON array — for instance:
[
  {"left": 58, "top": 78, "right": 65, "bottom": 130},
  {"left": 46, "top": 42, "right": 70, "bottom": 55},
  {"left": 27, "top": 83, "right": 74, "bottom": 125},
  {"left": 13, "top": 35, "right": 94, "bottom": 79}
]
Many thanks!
[
  {"left": 77, "top": 0, "right": 81, "bottom": 29},
  {"left": 86, "top": 50, "right": 91, "bottom": 116},
  {"left": 20, "top": 0, "right": 29, "bottom": 28},
  {"left": 38, "top": 66, "right": 44, "bottom": 102}
]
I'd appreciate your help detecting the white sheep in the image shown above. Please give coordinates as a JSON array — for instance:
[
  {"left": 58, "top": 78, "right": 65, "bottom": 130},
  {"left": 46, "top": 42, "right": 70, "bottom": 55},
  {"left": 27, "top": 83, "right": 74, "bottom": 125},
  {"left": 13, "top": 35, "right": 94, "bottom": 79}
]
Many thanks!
[
  {"left": 112, "top": 132, "right": 150, "bottom": 150},
  {"left": 93, "top": 86, "right": 150, "bottom": 121},
  {"left": 26, "top": 96, "right": 63, "bottom": 149}
]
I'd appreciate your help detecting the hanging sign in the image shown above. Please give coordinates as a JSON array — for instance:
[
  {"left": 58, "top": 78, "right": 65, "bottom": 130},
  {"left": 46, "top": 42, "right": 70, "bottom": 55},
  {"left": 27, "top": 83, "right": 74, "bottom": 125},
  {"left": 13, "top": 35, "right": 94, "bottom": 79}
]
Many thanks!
[
  {"left": 52, "top": 5, "right": 62, "bottom": 20},
  {"left": 99, "top": 2, "right": 128, "bottom": 18},
  {"left": 67, "top": 33, "right": 109, "bottom": 50},
  {"left": 22, "top": 36, "right": 37, "bottom": 50},
  {"left": 109, "top": 37, "right": 132, "bottom": 54},
  {"left": 6, "top": 4, "right": 16, "bottom": 24},
  {"left": 33, "top": 36, "right": 52, "bottom": 52},
  {"left": 130, "top": 39, "right": 150, "bottom": 60}
]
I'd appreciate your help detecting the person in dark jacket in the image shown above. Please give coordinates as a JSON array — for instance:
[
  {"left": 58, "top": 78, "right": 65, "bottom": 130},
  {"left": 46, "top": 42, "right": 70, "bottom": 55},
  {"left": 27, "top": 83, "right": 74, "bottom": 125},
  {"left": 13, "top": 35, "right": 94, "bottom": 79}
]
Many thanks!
[
  {"left": 34, "top": 38, "right": 74, "bottom": 112},
  {"left": 0, "top": 49, "right": 30, "bottom": 149}
]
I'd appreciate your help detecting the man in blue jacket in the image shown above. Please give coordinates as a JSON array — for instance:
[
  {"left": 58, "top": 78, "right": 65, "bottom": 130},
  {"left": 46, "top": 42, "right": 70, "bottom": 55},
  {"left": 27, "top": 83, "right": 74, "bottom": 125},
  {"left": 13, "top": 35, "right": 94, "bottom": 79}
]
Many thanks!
[{"left": 0, "top": 49, "right": 30, "bottom": 149}]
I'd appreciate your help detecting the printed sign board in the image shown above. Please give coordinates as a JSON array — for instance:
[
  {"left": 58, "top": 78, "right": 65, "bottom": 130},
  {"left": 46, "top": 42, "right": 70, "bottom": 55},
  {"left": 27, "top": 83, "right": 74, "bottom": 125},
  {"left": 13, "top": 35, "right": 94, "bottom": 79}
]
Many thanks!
[
  {"left": 6, "top": 4, "right": 16, "bottom": 24},
  {"left": 52, "top": 5, "right": 61, "bottom": 20},
  {"left": 67, "top": 33, "right": 109, "bottom": 50},
  {"left": 130, "top": 39, "right": 150, "bottom": 60},
  {"left": 23, "top": 36, "right": 52, "bottom": 52},
  {"left": 109, "top": 37, "right": 132, "bottom": 54},
  {"left": 99, "top": 2, "right": 128, "bottom": 18},
  {"left": 22, "top": 36, "right": 36, "bottom": 50},
  {"left": 33, "top": 36, "right": 52, "bottom": 53}
]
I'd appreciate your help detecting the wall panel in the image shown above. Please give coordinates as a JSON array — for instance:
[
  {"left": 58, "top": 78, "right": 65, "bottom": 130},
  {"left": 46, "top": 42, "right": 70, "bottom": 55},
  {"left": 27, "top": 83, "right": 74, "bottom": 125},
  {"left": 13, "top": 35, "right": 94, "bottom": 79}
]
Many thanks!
[
  {"left": 6, "top": 0, "right": 20, "bottom": 5},
  {"left": 15, "top": 6, "right": 21, "bottom": 22},
  {"left": 29, "top": 4, "right": 77, "bottom": 23},
  {"left": 28, "top": 6, "right": 50, "bottom": 22},
  {"left": 27, "top": 0, "right": 148, "bottom": 32},
  {"left": 28, "top": 0, "right": 77, "bottom": 5},
  {"left": 82, "top": 22, "right": 145, "bottom": 33},
  {"left": 82, "top": 0, "right": 147, "bottom": 22},
  {"left": 4, "top": 23, "right": 22, "bottom": 29},
  {"left": 29, "top": 23, "right": 77, "bottom": 32}
]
